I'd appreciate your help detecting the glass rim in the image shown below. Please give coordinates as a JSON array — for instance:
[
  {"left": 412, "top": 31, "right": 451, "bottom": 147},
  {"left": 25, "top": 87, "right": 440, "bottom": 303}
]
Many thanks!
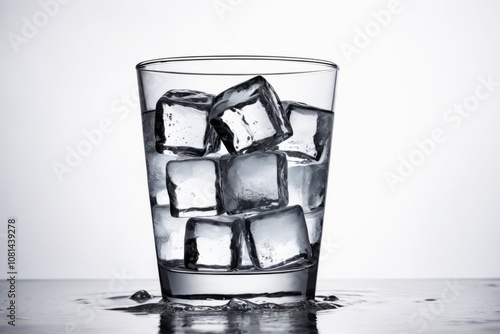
[{"left": 135, "top": 55, "right": 339, "bottom": 76}]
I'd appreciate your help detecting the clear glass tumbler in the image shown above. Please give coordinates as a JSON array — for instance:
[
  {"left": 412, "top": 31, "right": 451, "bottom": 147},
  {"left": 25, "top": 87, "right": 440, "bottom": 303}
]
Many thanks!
[{"left": 136, "top": 56, "right": 338, "bottom": 306}]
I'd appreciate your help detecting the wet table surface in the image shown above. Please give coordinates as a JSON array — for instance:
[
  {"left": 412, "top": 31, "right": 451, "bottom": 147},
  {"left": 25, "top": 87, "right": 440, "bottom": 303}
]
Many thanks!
[{"left": 1, "top": 279, "right": 499, "bottom": 333}]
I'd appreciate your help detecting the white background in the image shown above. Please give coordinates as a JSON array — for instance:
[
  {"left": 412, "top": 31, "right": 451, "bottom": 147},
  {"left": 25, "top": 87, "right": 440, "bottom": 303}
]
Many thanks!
[{"left": 1, "top": 0, "right": 499, "bottom": 280}]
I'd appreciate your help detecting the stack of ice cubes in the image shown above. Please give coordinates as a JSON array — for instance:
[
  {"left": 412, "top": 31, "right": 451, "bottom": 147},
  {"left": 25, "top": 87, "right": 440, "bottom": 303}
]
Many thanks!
[{"left": 143, "top": 75, "right": 334, "bottom": 271}]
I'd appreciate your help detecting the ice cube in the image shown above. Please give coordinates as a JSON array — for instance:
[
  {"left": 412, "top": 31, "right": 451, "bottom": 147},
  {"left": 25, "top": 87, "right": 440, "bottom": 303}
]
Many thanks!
[
  {"left": 306, "top": 163, "right": 329, "bottom": 210},
  {"left": 155, "top": 189, "right": 170, "bottom": 206},
  {"left": 209, "top": 76, "right": 292, "bottom": 155},
  {"left": 287, "top": 163, "right": 328, "bottom": 212},
  {"left": 152, "top": 205, "right": 189, "bottom": 266},
  {"left": 277, "top": 101, "right": 334, "bottom": 163},
  {"left": 155, "top": 89, "right": 220, "bottom": 156},
  {"left": 166, "top": 157, "right": 223, "bottom": 217},
  {"left": 304, "top": 208, "right": 324, "bottom": 259},
  {"left": 184, "top": 215, "right": 243, "bottom": 270},
  {"left": 244, "top": 205, "right": 311, "bottom": 269},
  {"left": 239, "top": 233, "right": 254, "bottom": 270},
  {"left": 220, "top": 151, "right": 288, "bottom": 215},
  {"left": 287, "top": 165, "right": 308, "bottom": 209},
  {"left": 145, "top": 152, "right": 176, "bottom": 206}
]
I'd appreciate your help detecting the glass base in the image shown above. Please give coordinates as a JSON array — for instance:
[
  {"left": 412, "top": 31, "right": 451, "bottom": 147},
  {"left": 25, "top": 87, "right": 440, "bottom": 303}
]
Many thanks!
[{"left": 158, "top": 262, "right": 319, "bottom": 306}]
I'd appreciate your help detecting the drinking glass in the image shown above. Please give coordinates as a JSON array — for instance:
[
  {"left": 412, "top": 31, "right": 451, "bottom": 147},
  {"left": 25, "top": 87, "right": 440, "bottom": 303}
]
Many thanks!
[{"left": 136, "top": 55, "right": 338, "bottom": 305}]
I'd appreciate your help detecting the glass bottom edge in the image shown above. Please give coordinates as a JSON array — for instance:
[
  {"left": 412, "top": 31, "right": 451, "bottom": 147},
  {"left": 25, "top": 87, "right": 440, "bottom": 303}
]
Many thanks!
[{"left": 158, "top": 262, "right": 319, "bottom": 306}]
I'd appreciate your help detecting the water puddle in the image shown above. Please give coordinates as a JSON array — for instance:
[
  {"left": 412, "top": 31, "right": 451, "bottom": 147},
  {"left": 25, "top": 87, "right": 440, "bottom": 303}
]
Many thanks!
[{"left": 108, "top": 291, "right": 341, "bottom": 313}]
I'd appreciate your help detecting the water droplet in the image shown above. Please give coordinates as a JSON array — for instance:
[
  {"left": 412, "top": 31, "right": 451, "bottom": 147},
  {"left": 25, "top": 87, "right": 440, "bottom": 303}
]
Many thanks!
[
  {"left": 324, "top": 295, "right": 339, "bottom": 302},
  {"left": 130, "top": 290, "right": 152, "bottom": 302}
]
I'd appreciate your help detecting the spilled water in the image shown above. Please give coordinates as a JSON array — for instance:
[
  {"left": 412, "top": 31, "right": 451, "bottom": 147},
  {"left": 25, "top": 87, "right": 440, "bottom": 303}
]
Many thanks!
[
  {"left": 110, "top": 293, "right": 341, "bottom": 333},
  {"left": 112, "top": 294, "right": 341, "bottom": 312},
  {"left": 1, "top": 279, "right": 499, "bottom": 333}
]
